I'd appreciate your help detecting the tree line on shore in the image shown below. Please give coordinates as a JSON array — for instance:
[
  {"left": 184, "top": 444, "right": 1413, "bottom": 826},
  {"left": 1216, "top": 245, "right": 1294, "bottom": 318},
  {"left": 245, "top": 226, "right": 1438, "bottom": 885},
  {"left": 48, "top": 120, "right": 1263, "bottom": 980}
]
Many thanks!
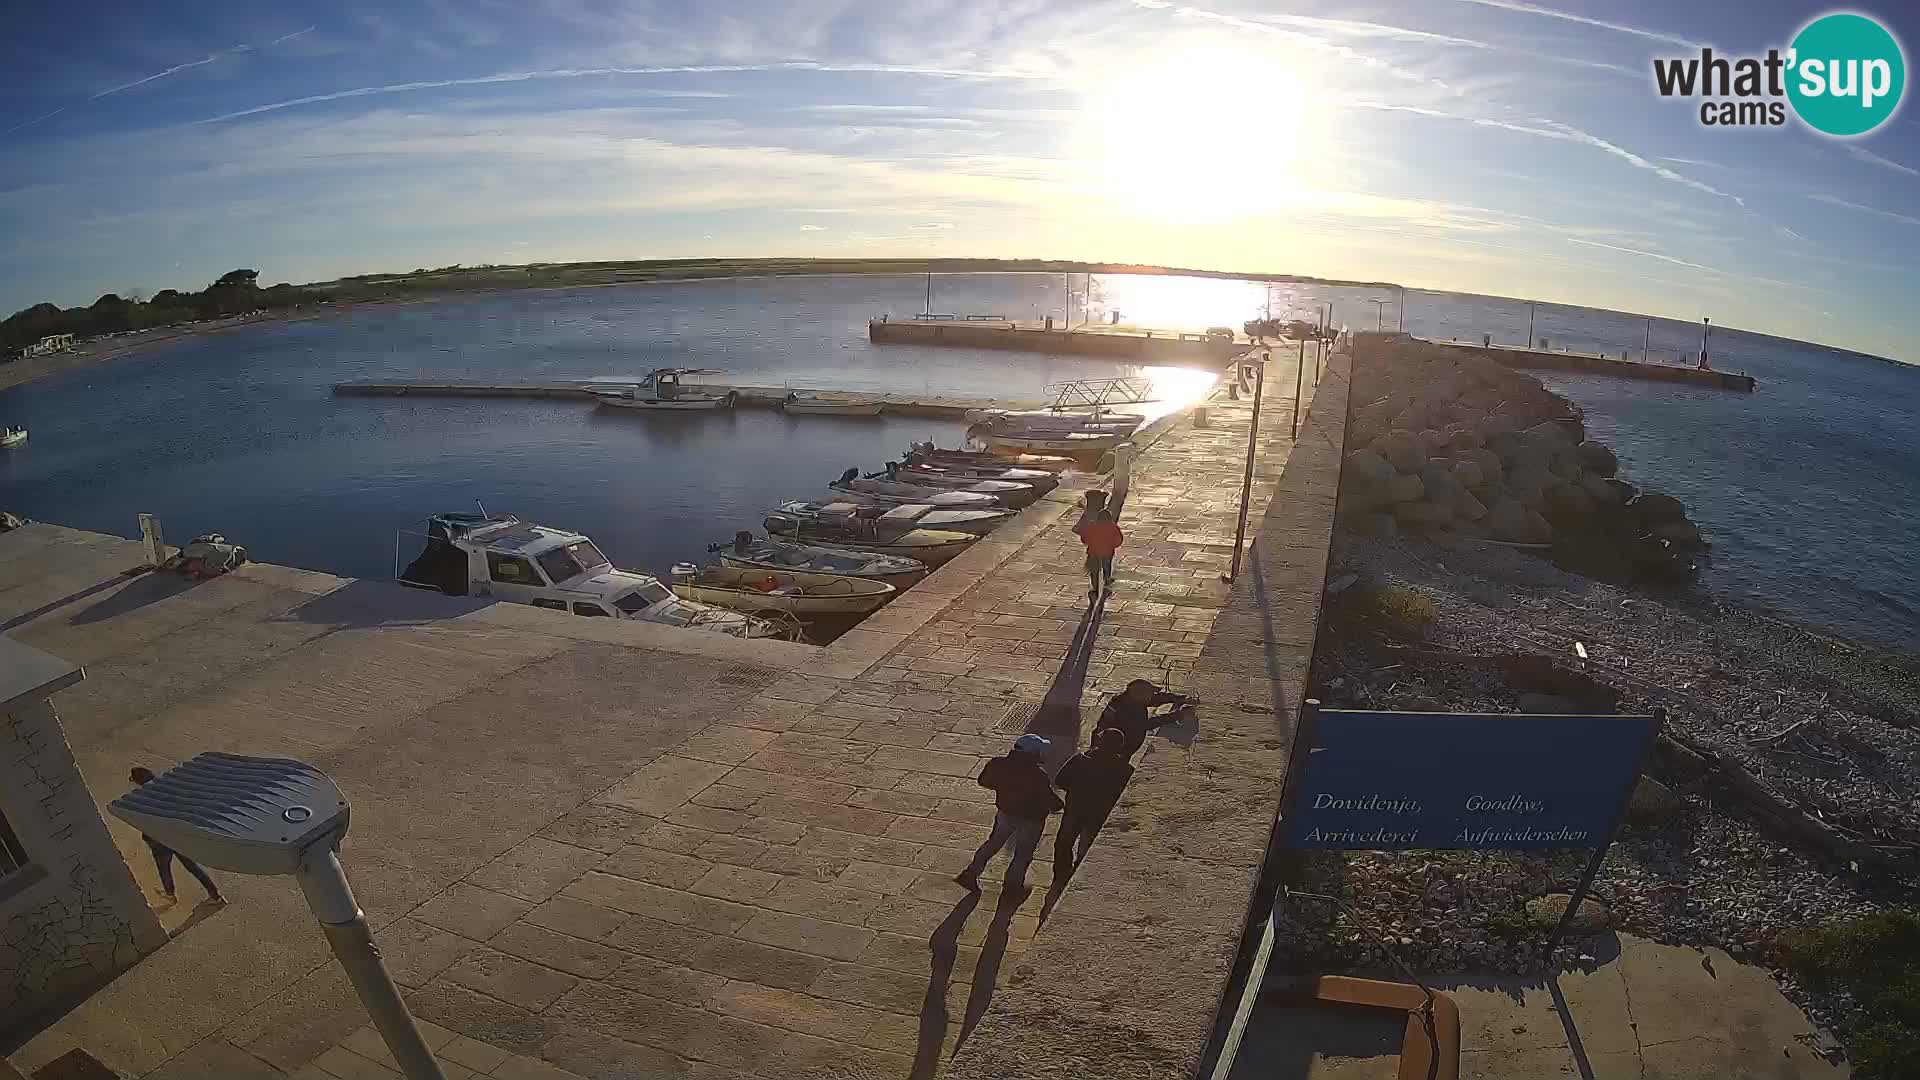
[{"left": 0, "top": 269, "right": 326, "bottom": 355}]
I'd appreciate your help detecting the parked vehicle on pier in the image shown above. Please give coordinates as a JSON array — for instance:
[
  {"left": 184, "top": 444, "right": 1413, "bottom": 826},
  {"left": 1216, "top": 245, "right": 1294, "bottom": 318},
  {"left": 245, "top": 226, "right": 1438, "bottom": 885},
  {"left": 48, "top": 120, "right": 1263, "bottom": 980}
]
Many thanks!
[{"left": 398, "top": 512, "right": 782, "bottom": 637}]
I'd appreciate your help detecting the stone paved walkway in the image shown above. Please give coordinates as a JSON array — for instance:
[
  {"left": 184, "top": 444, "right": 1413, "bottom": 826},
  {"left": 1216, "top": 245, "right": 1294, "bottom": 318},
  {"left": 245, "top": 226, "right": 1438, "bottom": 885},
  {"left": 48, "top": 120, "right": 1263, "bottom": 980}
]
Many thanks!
[{"left": 272, "top": 348, "right": 1328, "bottom": 1080}]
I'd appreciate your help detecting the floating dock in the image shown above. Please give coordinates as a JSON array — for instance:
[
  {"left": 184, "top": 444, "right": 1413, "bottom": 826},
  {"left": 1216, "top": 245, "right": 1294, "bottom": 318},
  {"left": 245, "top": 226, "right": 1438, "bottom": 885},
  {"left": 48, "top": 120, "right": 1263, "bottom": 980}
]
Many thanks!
[
  {"left": 331, "top": 381, "right": 1043, "bottom": 417},
  {"left": 1429, "top": 340, "right": 1758, "bottom": 392},
  {"left": 868, "top": 316, "right": 1242, "bottom": 362}
]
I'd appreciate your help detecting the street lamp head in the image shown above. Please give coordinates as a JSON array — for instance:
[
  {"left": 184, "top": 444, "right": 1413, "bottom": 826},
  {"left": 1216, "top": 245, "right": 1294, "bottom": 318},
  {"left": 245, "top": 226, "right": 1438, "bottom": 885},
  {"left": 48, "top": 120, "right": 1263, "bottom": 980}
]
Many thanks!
[{"left": 110, "top": 752, "right": 349, "bottom": 875}]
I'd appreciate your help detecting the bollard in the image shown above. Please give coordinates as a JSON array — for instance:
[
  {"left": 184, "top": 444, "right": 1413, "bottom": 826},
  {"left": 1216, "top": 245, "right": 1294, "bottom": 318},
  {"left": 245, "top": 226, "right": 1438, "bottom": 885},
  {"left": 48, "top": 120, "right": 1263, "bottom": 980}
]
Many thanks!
[
  {"left": 138, "top": 513, "right": 166, "bottom": 569},
  {"left": 1193, "top": 406, "right": 1211, "bottom": 428}
]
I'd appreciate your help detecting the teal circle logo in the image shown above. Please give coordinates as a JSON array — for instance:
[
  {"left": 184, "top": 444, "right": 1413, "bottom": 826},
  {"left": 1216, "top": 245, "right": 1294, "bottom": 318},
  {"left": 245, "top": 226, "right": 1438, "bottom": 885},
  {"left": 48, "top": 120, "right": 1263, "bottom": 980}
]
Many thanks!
[{"left": 1787, "top": 13, "right": 1906, "bottom": 136}]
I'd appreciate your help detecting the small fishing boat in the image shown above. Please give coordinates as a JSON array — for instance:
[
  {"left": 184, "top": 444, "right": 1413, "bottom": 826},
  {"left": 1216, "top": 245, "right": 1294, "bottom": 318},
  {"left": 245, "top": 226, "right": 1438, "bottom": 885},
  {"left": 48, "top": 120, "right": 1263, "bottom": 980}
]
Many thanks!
[
  {"left": 765, "top": 519, "right": 977, "bottom": 567},
  {"left": 0, "top": 426, "right": 25, "bottom": 449},
  {"left": 826, "top": 477, "right": 1001, "bottom": 509},
  {"left": 906, "top": 442, "right": 1074, "bottom": 472},
  {"left": 768, "top": 500, "right": 1015, "bottom": 538},
  {"left": 965, "top": 408, "right": 1144, "bottom": 432},
  {"left": 715, "top": 533, "right": 929, "bottom": 589},
  {"left": 885, "top": 461, "right": 1060, "bottom": 495},
  {"left": 591, "top": 368, "right": 738, "bottom": 411},
  {"left": 783, "top": 393, "right": 885, "bottom": 416},
  {"left": 398, "top": 513, "right": 783, "bottom": 637},
  {"left": 833, "top": 469, "right": 1037, "bottom": 509},
  {"left": 668, "top": 563, "right": 896, "bottom": 616},
  {"left": 983, "top": 429, "right": 1129, "bottom": 455}
]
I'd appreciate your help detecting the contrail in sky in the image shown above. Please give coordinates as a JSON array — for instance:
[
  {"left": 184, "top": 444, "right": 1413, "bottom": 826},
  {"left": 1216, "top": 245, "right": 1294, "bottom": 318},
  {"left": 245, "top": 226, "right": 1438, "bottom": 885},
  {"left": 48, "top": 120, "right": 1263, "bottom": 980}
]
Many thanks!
[{"left": 1440, "top": 0, "right": 1702, "bottom": 50}]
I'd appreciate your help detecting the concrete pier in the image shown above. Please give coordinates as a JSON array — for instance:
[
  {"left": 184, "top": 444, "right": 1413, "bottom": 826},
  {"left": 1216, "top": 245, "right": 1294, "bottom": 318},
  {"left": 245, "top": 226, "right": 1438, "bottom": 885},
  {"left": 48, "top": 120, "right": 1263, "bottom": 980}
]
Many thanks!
[
  {"left": 7, "top": 343, "right": 1346, "bottom": 1079},
  {"left": 1429, "top": 339, "right": 1758, "bottom": 392},
  {"left": 332, "top": 381, "right": 1044, "bottom": 417},
  {"left": 869, "top": 317, "right": 1244, "bottom": 363}
]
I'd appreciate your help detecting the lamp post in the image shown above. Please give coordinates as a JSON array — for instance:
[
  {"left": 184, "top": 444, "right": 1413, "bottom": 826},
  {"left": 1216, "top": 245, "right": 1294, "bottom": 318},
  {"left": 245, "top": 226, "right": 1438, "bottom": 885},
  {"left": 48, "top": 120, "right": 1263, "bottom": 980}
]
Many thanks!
[
  {"left": 1222, "top": 351, "right": 1266, "bottom": 584},
  {"left": 1365, "top": 299, "right": 1387, "bottom": 332}
]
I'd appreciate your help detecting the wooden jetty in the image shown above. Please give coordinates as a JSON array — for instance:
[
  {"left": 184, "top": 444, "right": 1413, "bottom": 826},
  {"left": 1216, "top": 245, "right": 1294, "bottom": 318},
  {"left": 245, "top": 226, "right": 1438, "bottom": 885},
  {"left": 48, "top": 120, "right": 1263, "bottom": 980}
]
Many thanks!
[
  {"left": 1427, "top": 339, "right": 1758, "bottom": 392},
  {"left": 331, "top": 380, "right": 1042, "bottom": 417},
  {"left": 868, "top": 317, "right": 1242, "bottom": 363}
]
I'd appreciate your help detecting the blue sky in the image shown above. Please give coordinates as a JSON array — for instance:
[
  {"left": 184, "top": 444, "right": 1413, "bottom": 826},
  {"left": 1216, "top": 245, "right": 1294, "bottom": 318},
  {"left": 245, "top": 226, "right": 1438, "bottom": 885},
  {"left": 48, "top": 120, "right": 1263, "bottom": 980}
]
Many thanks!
[{"left": 1, "top": 0, "right": 1915, "bottom": 359}]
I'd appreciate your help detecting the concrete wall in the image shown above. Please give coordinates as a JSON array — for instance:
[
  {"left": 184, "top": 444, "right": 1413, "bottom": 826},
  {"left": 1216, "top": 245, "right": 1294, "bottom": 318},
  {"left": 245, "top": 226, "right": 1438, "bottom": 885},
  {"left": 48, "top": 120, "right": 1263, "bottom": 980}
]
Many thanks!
[
  {"left": 869, "top": 318, "right": 1239, "bottom": 362},
  {"left": 0, "top": 689, "right": 165, "bottom": 1038}
]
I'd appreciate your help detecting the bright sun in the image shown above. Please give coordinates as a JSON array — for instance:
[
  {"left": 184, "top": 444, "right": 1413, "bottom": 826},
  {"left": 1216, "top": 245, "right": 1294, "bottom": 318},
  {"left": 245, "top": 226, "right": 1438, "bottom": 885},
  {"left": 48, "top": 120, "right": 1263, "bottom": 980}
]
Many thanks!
[{"left": 1090, "top": 47, "right": 1325, "bottom": 223}]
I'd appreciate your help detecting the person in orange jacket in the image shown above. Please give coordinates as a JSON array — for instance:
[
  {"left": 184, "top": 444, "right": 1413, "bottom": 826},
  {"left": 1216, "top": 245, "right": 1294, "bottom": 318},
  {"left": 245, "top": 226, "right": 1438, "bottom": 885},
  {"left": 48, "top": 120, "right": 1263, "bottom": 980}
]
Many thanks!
[{"left": 1078, "top": 507, "right": 1123, "bottom": 600}]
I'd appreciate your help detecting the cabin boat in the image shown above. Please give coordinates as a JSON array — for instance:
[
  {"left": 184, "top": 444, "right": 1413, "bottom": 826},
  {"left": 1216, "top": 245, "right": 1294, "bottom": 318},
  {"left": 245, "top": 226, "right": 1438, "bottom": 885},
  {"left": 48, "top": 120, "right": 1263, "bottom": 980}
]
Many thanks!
[
  {"left": 398, "top": 513, "right": 781, "bottom": 637},
  {"left": 668, "top": 563, "right": 895, "bottom": 616},
  {"left": 768, "top": 500, "right": 1014, "bottom": 537},
  {"left": 716, "top": 534, "right": 928, "bottom": 589},
  {"left": 783, "top": 393, "right": 884, "bottom": 416},
  {"left": 0, "top": 426, "right": 25, "bottom": 449},
  {"left": 590, "top": 368, "right": 738, "bottom": 411},
  {"left": 832, "top": 469, "right": 1036, "bottom": 509}
]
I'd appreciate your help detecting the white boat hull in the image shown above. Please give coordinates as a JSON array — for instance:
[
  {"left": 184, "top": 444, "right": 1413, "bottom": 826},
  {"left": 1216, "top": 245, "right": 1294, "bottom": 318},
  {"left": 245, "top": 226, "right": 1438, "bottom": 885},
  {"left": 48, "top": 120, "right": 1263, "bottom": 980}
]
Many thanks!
[
  {"left": 828, "top": 482, "right": 999, "bottom": 509},
  {"left": 784, "top": 400, "right": 885, "bottom": 416},
  {"left": 671, "top": 565, "right": 896, "bottom": 615},
  {"left": 719, "top": 541, "right": 928, "bottom": 589},
  {"left": 984, "top": 431, "right": 1126, "bottom": 454},
  {"left": 597, "top": 391, "right": 737, "bottom": 411},
  {"left": 0, "top": 431, "right": 25, "bottom": 449}
]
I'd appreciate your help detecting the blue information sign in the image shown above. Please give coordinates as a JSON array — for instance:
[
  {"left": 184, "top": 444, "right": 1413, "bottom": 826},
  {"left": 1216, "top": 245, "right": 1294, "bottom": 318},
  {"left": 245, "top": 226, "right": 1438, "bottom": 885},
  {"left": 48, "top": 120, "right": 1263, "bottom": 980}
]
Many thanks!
[{"left": 1283, "top": 710, "right": 1661, "bottom": 851}]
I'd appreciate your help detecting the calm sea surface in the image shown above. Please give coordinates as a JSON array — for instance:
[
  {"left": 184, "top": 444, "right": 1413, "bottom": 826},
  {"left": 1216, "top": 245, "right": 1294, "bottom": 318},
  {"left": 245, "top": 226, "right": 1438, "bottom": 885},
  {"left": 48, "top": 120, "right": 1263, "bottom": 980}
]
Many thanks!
[{"left": 1, "top": 273, "right": 1915, "bottom": 652}]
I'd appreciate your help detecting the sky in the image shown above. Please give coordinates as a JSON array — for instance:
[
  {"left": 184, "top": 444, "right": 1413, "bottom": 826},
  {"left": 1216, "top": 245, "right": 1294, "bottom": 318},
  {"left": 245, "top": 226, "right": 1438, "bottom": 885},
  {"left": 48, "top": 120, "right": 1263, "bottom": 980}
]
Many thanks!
[{"left": 1, "top": 0, "right": 1915, "bottom": 360}]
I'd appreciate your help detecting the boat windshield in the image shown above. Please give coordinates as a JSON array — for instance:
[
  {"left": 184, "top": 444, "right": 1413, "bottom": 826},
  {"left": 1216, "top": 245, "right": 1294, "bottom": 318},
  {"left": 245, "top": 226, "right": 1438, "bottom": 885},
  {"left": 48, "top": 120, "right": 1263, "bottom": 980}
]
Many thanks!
[
  {"left": 536, "top": 540, "right": 610, "bottom": 583},
  {"left": 612, "top": 582, "right": 672, "bottom": 613}
]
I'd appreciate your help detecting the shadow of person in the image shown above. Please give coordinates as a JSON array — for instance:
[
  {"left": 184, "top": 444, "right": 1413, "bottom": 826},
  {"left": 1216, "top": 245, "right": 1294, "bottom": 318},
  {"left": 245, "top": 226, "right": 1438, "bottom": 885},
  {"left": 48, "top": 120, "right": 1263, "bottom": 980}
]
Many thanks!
[
  {"left": 912, "top": 891, "right": 982, "bottom": 1080},
  {"left": 1155, "top": 702, "right": 1201, "bottom": 748},
  {"left": 953, "top": 884, "right": 1030, "bottom": 1056},
  {"left": 1028, "top": 596, "right": 1104, "bottom": 769}
]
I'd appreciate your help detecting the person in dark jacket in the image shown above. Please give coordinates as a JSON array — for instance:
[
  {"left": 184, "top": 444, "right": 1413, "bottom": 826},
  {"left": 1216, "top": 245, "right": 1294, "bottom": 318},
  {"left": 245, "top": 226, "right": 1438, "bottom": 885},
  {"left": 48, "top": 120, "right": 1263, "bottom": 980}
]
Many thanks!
[
  {"left": 1051, "top": 727, "right": 1134, "bottom": 884},
  {"left": 128, "top": 766, "right": 224, "bottom": 904},
  {"left": 1095, "top": 679, "right": 1192, "bottom": 758},
  {"left": 955, "top": 734, "right": 1061, "bottom": 892}
]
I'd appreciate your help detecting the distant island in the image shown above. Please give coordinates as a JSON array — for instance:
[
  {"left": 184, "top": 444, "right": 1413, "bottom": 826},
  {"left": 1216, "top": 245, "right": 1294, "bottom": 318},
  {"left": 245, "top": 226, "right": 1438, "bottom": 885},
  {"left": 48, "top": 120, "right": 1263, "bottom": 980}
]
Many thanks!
[{"left": 1, "top": 257, "right": 1400, "bottom": 359}]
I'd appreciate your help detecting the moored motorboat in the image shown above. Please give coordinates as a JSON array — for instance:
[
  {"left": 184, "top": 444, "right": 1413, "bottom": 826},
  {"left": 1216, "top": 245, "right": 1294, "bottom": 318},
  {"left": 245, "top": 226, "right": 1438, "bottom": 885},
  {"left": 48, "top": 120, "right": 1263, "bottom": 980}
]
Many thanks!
[
  {"left": 0, "top": 426, "right": 25, "bottom": 449},
  {"left": 769, "top": 500, "right": 1015, "bottom": 537},
  {"left": 983, "top": 429, "right": 1128, "bottom": 454},
  {"left": 668, "top": 563, "right": 896, "bottom": 615},
  {"left": 826, "top": 477, "right": 1000, "bottom": 509},
  {"left": 397, "top": 513, "right": 782, "bottom": 637},
  {"left": 769, "top": 522, "right": 976, "bottom": 566},
  {"left": 906, "top": 441, "right": 1074, "bottom": 472},
  {"left": 886, "top": 461, "right": 1059, "bottom": 495},
  {"left": 833, "top": 469, "right": 1036, "bottom": 508},
  {"left": 965, "top": 408, "right": 1143, "bottom": 432},
  {"left": 716, "top": 533, "right": 928, "bottom": 589},
  {"left": 783, "top": 393, "right": 885, "bottom": 416}
]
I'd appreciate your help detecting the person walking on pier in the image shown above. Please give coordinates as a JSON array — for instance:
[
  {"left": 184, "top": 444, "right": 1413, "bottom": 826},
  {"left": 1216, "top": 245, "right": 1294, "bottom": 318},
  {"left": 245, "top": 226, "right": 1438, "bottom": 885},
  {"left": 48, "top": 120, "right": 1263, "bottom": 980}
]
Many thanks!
[
  {"left": 1051, "top": 727, "right": 1134, "bottom": 886},
  {"left": 955, "top": 734, "right": 1061, "bottom": 895},
  {"left": 1095, "top": 679, "right": 1192, "bottom": 758},
  {"left": 1071, "top": 489, "right": 1108, "bottom": 536},
  {"left": 1078, "top": 507, "right": 1123, "bottom": 601},
  {"left": 128, "top": 766, "right": 225, "bottom": 905}
]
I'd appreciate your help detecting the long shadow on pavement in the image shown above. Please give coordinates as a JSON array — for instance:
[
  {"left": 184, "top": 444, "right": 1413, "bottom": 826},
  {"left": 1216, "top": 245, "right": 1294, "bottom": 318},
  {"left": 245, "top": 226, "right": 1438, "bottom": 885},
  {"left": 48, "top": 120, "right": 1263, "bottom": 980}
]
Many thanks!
[
  {"left": 913, "top": 892, "right": 983, "bottom": 1080},
  {"left": 955, "top": 887, "right": 1032, "bottom": 1055}
]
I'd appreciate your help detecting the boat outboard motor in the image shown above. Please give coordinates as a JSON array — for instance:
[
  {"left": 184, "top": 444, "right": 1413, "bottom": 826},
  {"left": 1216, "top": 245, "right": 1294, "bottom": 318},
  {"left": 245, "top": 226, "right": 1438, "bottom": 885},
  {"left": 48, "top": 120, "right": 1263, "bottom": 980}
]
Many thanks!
[
  {"left": 733, "top": 530, "right": 753, "bottom": 555},
  {"left": 838, "top": 467, "right": 860, "bottom": 485}
]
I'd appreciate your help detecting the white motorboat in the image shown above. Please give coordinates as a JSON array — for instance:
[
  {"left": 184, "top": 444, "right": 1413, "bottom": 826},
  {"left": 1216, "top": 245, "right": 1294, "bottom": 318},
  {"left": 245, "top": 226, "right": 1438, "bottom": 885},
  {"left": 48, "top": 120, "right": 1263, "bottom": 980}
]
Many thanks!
[
  {"left": 833, "top": 469, "right": 1037, "bottom": 509},
  {"left": 769, "top": 500, "right": 1015, "bottom": 537},
  {"left": 0, "top": 426, "right": 25, "bottom": 449},
  {"left": 590, "top": 368, "right": 738, "bottom": 411},
  {"left": 397, "top": 513, "right": 782, "bottom": 638},
  {"left": 906, "top": 441, "right": 1074, "bottom": 472},
  {"left": 768, "top": 522, "right": 976, "bottom": 567},
  {"left": 886, "top": 461, "right": 1059, "bottom": 495},
  {"left": 825, "top": 478, "right": 1001, "bottom": 509},
  {"left": 669, "top": 563, "right": 895, "bottom": 616},
  {"left": 783, "top": 393, "right": 885, "bottom": 416},
  {"left": 965, "top": 408, "right": 1144, "bottom": 432},
  {"left": 716, "top": 534, "right": 928, "bottom": 589},
  {"left": 983, "top": 429, "right": 1129, "bottom": 455}
]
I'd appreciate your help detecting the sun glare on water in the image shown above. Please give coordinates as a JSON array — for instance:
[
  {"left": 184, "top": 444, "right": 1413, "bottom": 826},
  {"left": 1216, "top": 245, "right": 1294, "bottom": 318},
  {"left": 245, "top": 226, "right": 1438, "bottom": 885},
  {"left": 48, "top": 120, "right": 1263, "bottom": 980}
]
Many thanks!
[{"left": 1089, "top": 47, "right": 1326, "bottom": 223}]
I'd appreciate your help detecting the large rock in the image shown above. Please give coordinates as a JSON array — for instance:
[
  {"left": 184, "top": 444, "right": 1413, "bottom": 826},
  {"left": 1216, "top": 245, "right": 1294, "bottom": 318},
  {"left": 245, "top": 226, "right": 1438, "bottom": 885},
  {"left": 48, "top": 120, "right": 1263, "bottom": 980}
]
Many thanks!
[
  {"left": 1453, "top": 489, "right": 1486, "bottom": 521},
  {"left": 1506, "top": 468, "right": 1553, "bottom": 510},
  {"left": 1526, "top": 419, "right": 1580, "bottom": 446},
  {"left": 1421, "top": 461, "right": 1465, "bottom": 502},
  {"left": 1626, "top": 776, "right": 1685, "bottom": 825},
  {"left": 1463, "top": 447, "right": 1504, "bottom": 485},
  {"left": 1418, "top": 428, "right": 1449, "bottom": 453},
  {"left": 1451, "top": 460, "right": 1486, "bottom": 490},
  {"left": 1375, "top": 431, "right": 1426, "bottom": 474},
  {"left": 1486, "top": 498, "right": 1552, "bottom": 544},
  {"left": 1576, "top": 441, "right": 1619, "bottom": 476},
  {"left": 1630, "top": 492, "right": 1687, "bottom": 523},
  {"left": 1526, "top": 894, "right": 1611, "bottom": 934},
  {"left": 1444, "top": 425, "right": 1484, "bottom": 453},
  {"left": 1651, "top": 518, "right": 1702, "bottom": 548},
  {"left": 1548, "top": 448, "right": 1585, "bottom": 481},
  {"left": 1580, "top": 472, "right": 1625, "bottom": 507},
  {"left": 1394, "top": 500, "right": 1454, "bottom": 529},
  {"left": 1345, "top": 448, "right": 1396, "bottom": 490},
  {"left": 1546, "top": 481, "right": 1599, "bottom": 528},
  {"left": 1387, "top": 473, "right": 1425, "bottom": 503}
]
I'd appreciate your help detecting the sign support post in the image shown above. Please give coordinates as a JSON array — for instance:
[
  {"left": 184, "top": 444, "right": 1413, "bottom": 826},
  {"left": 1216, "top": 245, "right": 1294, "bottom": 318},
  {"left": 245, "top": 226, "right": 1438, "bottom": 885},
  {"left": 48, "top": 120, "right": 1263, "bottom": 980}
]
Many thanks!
[{"left": 1545, "top": 706, "right": 1665, "bottom": 957}]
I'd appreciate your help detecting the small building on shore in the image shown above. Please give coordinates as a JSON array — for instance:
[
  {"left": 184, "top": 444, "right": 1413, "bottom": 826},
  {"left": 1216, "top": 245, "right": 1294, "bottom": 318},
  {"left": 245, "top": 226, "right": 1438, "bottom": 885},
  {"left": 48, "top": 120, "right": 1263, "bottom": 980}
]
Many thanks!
[{"left": 23, "top": 334, "right": 75, "bottom": 358}]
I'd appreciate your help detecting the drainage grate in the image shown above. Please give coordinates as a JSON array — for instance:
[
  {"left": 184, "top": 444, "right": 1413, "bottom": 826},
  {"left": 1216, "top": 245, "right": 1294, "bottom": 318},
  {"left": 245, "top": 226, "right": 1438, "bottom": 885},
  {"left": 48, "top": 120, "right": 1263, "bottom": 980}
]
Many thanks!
[
  {"left": 994, "top": 699, "right": 1044, "bottom": 735},
  {"left": 713, "top": 665, "right": 782, "bottom": 690}
]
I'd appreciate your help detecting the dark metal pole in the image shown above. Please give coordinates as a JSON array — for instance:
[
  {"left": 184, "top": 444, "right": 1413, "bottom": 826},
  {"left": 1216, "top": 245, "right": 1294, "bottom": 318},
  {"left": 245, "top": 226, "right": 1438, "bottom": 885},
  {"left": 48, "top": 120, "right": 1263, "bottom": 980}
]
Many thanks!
[
  {"left": 1222, "top": 353, "right": 1265, "bottom": 583},
  {"left": 1528, "top": 303, "right": 1535, "bottom": 348},
  {"left": 1546, "top": 708, "right": 1666, "bottom": 958},
  {"left": 1398, "top": 286, "right": 1406, "bottom": 332},
  {"left": 1642, "top": 317, "right": 1652, "bottom": 363},
  {"left": 1291, "top": 340, "right": 1304, "bottom": 438},
  {"left": 1701, "top": 318, "right": 1711, "bottom": 368}
]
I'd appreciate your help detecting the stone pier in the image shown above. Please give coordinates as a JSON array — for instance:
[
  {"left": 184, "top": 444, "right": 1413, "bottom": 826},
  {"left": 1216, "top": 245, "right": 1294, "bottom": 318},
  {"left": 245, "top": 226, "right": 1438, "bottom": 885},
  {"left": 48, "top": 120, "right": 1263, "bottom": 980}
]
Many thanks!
[{"left": 5, "top": 342, "right": 1347, "bottom": 1079}]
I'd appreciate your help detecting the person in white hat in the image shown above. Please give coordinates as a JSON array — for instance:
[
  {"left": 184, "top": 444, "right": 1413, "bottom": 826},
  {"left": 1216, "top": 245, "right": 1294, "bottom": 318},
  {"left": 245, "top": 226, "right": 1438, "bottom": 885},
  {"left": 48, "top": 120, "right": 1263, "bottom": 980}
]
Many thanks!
[{"left": 954, "top": 733, "right": 1061, "bottom": 893}]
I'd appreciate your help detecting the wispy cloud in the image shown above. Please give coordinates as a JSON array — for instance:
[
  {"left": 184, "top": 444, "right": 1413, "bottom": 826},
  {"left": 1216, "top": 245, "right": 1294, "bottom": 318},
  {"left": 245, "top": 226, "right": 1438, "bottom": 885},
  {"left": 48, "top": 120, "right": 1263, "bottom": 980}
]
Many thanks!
[
  {"left": 1846, "top": 145, "right": 1920, "bottom": 178},
  {"left": 1811, "top": 193, "right": 1920, "bottom": 227},
  {"left": 1353, "top": 102, "right": 1743, "bottom": 207},
  {"left": 1565, "top": 237, "right": 1713, "bottom": 272},
  {"left": 200, "top": 62, "right": 1056, "bottom": 124},
  {"left": 798, "top": 223, "right": 826, "bottom": 231},
  {"left": 1442, "top": 0, "right": 1701, "bottom": 49},
  {"left": 269, "top": 27, "right": 316, "bottom": 46},
  {"left": 1134, "top": 1, "right": 1457, "bottom": 94},
  {"left": 909, "top": 222, "right": 955, "bottom": 230}
]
